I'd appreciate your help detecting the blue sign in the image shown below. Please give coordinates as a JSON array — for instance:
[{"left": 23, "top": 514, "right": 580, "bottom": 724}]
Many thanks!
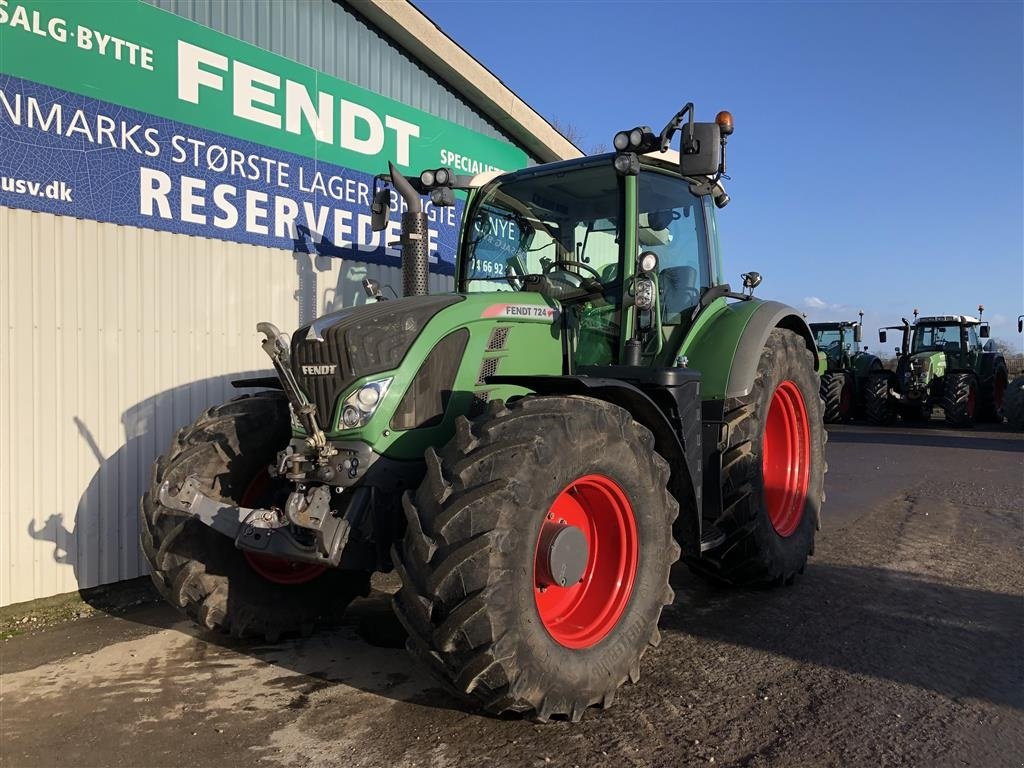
[{"left": 0, "top": 75, "right": 462, "bottom": 273}]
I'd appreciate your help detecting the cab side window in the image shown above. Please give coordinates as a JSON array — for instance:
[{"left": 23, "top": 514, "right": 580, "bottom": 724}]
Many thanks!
[{"left": 637, "top": 173, "right": 711, "bottom": 325}]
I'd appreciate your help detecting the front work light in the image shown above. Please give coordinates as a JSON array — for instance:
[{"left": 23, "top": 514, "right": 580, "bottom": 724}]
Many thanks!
[
  {"left": 613, "top": 126, "right": 657, "bottom": 154},
  {"left": 639, "top": 251, "right": 659, "bottom": 274},
  {"left": 419, "top": 168, "right": 454, "bottom": 189}
]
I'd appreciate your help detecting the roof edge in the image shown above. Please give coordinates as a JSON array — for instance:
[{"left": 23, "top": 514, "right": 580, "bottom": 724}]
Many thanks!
[{"left": 348, "top": 0, "right": 582, "bottom": 164}]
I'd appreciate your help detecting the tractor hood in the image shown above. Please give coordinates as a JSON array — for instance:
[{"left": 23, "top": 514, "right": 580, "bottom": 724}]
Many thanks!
[
  {"left": 903, "top": 351, "right": 946, "bottom": 384},
  {"left": 287, "top": 292, "right": 563, "bottom": 455},
  {"left": 291, "top": 294, "right": 464, "bottom": 425}
]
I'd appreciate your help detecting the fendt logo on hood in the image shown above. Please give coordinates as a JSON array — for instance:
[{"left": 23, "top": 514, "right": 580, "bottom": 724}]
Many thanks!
[{"left": 301, "top": 364, "right": 338, "bottom": 376}]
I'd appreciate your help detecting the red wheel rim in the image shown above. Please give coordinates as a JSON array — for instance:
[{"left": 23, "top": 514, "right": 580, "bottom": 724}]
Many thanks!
[
  {"left": 967, "top": 381, "right": 977, "bottom": 419},
  {"left": 762, "top": 381, "right": 811, "bottom": 537},
  {"left": 533, "top": 474, "right": 638, "bottom": 649},
  {"left": 240, "top": 469, "right": 326, "bottom": 585}
]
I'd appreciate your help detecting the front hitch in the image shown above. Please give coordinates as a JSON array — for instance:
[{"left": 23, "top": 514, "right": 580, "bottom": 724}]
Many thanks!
[{"left": 158, "top": 475, "right": 367, "bottom": 568}]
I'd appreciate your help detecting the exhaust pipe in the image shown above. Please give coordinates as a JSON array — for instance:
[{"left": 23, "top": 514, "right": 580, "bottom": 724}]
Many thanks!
[{"left": 389, "top": 162, "right": 429, "bottom": 297}]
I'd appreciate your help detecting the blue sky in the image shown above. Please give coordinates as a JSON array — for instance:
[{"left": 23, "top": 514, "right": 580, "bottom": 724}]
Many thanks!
[{"left": 419, "top": 0, "right": 1023, "bottom": 351}]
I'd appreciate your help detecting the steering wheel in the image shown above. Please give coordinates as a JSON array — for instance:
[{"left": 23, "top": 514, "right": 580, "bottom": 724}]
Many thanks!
[{"left": 542, "top": 260, "right": 604, "bottom": 283}]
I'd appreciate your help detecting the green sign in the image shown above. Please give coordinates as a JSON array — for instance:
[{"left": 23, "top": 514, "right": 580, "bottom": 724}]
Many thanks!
[{"left": 0, "top": 0, "right": 527, "bottom": 176}]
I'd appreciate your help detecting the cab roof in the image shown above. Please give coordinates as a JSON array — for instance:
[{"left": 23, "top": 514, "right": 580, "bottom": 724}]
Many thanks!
[
  {"left": 917, "top": 315, "right": 981, "bottom": 325},
  {"left": 810, "top": 321, "right": 858, "bottom": 330}
]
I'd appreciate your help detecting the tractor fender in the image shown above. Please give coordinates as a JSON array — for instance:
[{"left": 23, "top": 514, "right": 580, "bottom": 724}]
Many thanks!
[
  {"left": 726, "top": 301, "right": 817, "bottom": 399},
  {"left": 852, "top": 352, "right": 883, "bottom": 378},
  {"left": 977, "top": 352, "right": 1007, "bottom": 382},
  {"left": 490, "top": 374, "right": 704, "bottom": 557}
]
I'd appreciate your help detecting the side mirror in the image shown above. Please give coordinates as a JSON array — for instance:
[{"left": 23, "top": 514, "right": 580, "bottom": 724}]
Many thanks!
[
  {"left": 362, "top": 278, "right": 385, "bottom": 301},
  {"left": 1018, "top": 315, "right": 1023, "bottom": 333},
  {"left": 854, "top": 324, "right": 863, "bottom": 344},
  {"left": 879, "top": 329, "right": 887, "bottom": 344},
  {"left": 370, "top": 189, "right": 392, "bottom": 232},
  {"left": 679, "top": 122, "right": 722, "bottom": 177},
  {"left": 741, "top": 271, "right": 762, "bottom": 291},
  {"left": 979, "top": 323, "right": 990, "bottom": 339}
]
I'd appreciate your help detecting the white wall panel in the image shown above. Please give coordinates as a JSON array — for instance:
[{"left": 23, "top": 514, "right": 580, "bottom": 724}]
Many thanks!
[{"left": 0, "top": 206, "right": 451, "bottom": 606}]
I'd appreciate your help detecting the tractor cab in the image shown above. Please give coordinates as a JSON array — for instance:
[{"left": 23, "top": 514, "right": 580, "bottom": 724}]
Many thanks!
[{"left": 810, "top": 319, "right": 863, "bottom": 371}]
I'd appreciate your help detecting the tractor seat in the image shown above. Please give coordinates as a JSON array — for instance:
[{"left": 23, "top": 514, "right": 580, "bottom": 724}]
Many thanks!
[{"left": 660, "top": 266, "right": 699, "bottom": 322}]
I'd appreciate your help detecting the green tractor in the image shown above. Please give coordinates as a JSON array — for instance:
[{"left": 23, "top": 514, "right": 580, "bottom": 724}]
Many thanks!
[
  {"left": 865, "top": 307, "right": 1008, "bottom": 427},
  {"left": 142, "top": 105, "right": 826, "bottom": 721},
  {"left": 809, "top": 312, "right": 883, "bottom": 422}
]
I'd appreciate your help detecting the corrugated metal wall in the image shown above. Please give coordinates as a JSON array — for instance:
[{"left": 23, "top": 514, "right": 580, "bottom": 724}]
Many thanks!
[{"left": 0, "top": 0, "right": 528, "bottom": 606}]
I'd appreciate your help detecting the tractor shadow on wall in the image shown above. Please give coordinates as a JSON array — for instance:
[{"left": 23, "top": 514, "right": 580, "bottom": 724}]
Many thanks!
[{"left": 27, "top": 373, "right": 269, "bottom": 614}]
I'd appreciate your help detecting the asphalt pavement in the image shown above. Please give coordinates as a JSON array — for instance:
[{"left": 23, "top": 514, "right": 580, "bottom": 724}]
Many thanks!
[{"left": 2, "top": 420, "right": 1022, "bottom": 768}]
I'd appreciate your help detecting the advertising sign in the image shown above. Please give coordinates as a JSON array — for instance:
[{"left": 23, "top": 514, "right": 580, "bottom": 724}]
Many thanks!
[{"left": 0, "top": 0, "right": 528, "bottom": 271}]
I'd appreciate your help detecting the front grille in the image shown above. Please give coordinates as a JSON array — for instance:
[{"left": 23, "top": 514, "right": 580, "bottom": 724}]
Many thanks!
[{"left": 290, "top": 295, "right": 462, "bottom": 427}]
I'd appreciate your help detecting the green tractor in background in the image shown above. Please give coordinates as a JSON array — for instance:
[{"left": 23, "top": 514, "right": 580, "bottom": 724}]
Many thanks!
[
  {"left": 810, "top": 312, "right": 883, "bottom": 422},
  {"left": 142, "top": 105, "right": 826, "bottom": 721},
  {"left": 865, "top": 307, "right": 1008, "bottom": 427},
  {"left": 1005, "top": 314, "right": 1024, "bottom": 430}
]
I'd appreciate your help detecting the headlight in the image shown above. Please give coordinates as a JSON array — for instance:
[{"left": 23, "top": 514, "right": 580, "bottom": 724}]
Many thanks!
[{"left": 340, "top": 378, "right": 392, "bottom": 430}]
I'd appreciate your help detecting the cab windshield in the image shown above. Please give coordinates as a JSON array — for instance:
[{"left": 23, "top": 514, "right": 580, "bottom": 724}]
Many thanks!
[
  {"left": 911, "top": 323, "right": 976, "bottom": 354},
  {"left": 813, "top": 328, "right": 845, "bottom": 358},
  {"left": 459, "top": 164, "right": 623, "bottom": 296}
]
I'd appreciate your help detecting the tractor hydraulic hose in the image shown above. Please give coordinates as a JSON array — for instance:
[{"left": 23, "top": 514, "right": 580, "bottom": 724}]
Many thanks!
[{"left": 389, "top": 162, "right": 430, "bottom": 297}]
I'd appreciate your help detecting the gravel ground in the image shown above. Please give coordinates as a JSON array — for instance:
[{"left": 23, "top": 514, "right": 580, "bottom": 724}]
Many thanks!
[{"left": 2, "top": 421, "right": 1022, "bottom": 768}]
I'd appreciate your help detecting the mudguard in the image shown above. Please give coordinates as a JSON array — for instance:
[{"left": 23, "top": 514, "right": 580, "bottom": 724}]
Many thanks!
[
  {"left": 851, "top": 352, "right": 883, "bottom": 378},
  {"left": 977, "top": 352, "right": 1006, "bottom": 382},
  {"left": 681, "top": 299, "right": 816, "bottom": 400}
]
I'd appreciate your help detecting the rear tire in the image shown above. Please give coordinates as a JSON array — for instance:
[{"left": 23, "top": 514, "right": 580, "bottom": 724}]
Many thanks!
[
  {"left": 1004, "top": 376, "right": 1024, "bottom": 430},
  {"left": 695, "top": 329, "right": 825, "bottom": 587},
  {"left": 865, "top": 373, "right": 896, "bottom": 426},
  {"left": 820, "top": 372, "right": 852, "bottom": 423},
  {"left": 942, "top": 373, "right": 977, "bottom": 427},
  {"left": 140, "top": 392, "right": 370, "bottom": 642},
  {"left": 977, "top": 362, "right": 1008, "bottom": 423},
  {"left": 392, "top": 396, "right": 679, "bottom": 721}
]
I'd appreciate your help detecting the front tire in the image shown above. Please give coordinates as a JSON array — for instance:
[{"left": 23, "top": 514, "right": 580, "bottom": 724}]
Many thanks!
[
  {"left": 942, "top": 373, "right": 977, "bottom": 427},
  {"left": 865, "top": 373, "right": 896, "bottom": 426},
  {"left": 696, "top": 329, "right": 825, "bottom": 586},
  {"left": 140, "top": 392, "right": 370, "bottom": 642},
  {"left": 820, "top": 371, "right": 853, "bottom": 423},
  {"left": 392, "top": 396, "right": 679, "bottom": 721}
]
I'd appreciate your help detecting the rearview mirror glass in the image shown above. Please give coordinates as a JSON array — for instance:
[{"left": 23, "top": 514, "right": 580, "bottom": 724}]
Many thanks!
[
  {"left": 979, "top": 323, "right": 990, "bottom": 338},
  {"left": 371, "top": 189, "right": 392, "bottom": 232},
  {"left": 679, "top": 122, "right": 722, "bottom": 177},
  {"left": 854, "top": 324, "right": 863, "bottom": 344},
  {"left": 879, "top": 330, "right": 887, "bottom": 344}
]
